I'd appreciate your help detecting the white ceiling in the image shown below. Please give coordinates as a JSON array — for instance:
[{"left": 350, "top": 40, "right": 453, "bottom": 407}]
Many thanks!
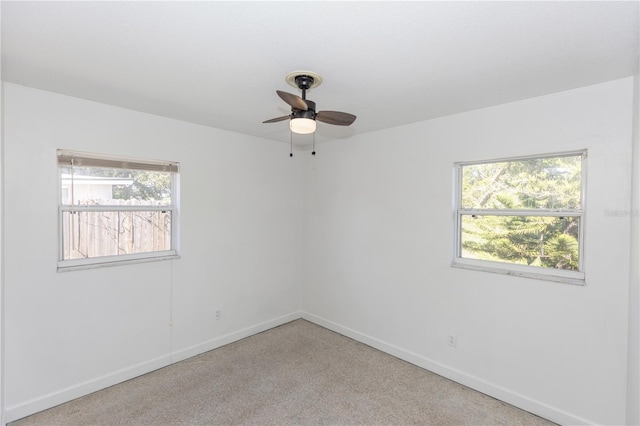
[{"left": 2, "top": 1, "right": 639, "bottom": 146}]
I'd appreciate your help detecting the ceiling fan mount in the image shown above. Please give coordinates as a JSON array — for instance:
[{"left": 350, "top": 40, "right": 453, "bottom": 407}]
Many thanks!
[
  {"left": 292, "top": 75, "right": 315, "bottom": 93},
  {"left": 285, "top": 71, "right": 323, "bottom": 91}
]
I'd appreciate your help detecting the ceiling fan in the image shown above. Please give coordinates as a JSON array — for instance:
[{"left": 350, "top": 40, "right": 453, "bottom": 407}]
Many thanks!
[{"left": 263, "top": 71, "right": 356, "bottom": 138}]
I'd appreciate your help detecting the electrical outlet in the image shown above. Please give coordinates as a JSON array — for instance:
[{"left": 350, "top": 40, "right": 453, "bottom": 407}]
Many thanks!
[
  {"left": 448, "top": 334, "right": 457, "bottom": 348},
  {"left": 215, "top": 310, "right": 222, "bottom": 320}
]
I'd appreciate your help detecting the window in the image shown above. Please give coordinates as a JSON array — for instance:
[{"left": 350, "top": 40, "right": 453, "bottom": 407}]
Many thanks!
[
  {"left": 453, "top": 151, "right": 586, "bottom": 285},
  {"left": 58, "top": 150, "right": 179, "bottom": 271}
]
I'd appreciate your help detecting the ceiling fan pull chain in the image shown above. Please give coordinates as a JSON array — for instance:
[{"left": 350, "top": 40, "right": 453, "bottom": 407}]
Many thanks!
[
  {"left": 290, "top": 131, "right": 293, "bottom": 157},
  {"left": 312, "top": 132, "right": 316, "bottom": 156}
]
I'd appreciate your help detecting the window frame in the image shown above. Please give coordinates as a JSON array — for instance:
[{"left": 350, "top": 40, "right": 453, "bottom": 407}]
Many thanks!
[
  {"left": 452, "top": 150, "right": 587, "bottom": 285},
  {"left": 57, "top": 150, "right": 180, "bottom": 272}
]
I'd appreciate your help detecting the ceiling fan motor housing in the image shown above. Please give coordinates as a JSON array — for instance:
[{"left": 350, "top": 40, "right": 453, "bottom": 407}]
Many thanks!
[{"left": 291, "top": 99, "right": 316, "bottom": 120}]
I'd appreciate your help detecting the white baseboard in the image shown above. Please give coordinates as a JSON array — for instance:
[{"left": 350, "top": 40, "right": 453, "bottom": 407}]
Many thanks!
[
  {"left": 4, "top": 311, "right": 302, "bottom": 424},
  {"left": 170, "top": 311, "right": 302, "bottom": 363},
  {"left": 4, "top": 354, "right": 171, "bottom": 423},
  {"left": 301, "top": 311, "right": 594, "bottom": 426}
]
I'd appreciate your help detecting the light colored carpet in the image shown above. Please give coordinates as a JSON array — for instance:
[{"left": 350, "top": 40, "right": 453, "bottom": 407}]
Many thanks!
[{"left": 10, "top": 319, "right": 555, "bottom": 425}]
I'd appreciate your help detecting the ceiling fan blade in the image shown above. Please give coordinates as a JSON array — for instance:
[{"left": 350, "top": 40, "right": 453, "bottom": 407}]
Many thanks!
[
  {"left": 316, "top": 111, "right": 357, "bottom": 126},
  {"left": 277, "top": 90, "right": 308, "bottom": 111},
  {"left": 262, "top": 115, "right": 290, "bottom": 124}
]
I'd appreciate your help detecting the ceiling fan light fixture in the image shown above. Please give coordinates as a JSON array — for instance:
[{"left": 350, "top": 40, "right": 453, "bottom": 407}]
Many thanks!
[{"left": 290, "top": 117, "right": 316, "bottom": 134}]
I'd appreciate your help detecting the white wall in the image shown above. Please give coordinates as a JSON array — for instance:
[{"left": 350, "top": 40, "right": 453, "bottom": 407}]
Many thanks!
[
  {"left": 302, "top": 78, "right": 634, "bottom": 425},
  {"left": 1, "top": 83, "right": 305, "bottom": 422},
  {"left": 628, "top": 64, "right": 640, "bottom": 425},
  {"left": 0, "top": 4, "right": 5, "bottom": 424}
]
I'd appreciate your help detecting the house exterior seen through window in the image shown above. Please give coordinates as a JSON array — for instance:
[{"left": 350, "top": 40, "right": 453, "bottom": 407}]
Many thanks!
[
  {"left": 57, "top": 150, "right": 179, "bottom": 271},
  {"left": 453, "top": 150, "right": 586, "bottom": 285}
]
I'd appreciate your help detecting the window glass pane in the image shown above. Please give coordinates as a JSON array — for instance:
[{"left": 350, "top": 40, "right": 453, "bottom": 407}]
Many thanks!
[
  {"left": 461, "top": 215, "right": 580, "bottom": 270},
  {"left": 61, "top": 210, "right": 172, "bottom": 260},
  {"left": 461, "top": 155, "right": 582, "bottom": 209},
  {"left": 61, "top": 166, "right": 172, "bottom": 206}
]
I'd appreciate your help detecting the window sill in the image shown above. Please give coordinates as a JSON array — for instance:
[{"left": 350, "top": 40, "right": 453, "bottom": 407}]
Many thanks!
[
  {"left": 57, "top": 251, "right": 179, "bottom": 272},
  {"left": 451, "top": 258, "right": 585, "bottom": 286}
]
